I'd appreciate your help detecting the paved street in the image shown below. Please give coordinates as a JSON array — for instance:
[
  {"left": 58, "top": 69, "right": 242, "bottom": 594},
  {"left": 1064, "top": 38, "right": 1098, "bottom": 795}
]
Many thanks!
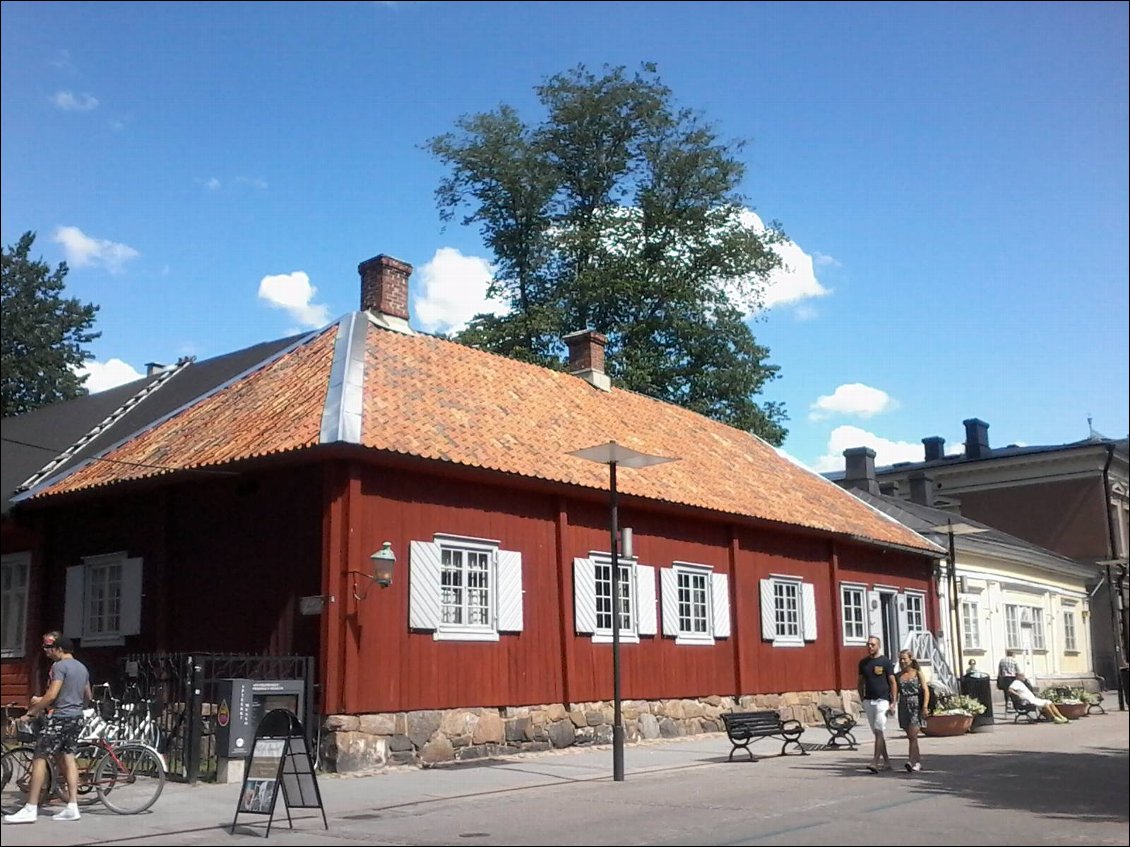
[{"left": 2, "top": 704, "right": 1127, "bottom": 846}]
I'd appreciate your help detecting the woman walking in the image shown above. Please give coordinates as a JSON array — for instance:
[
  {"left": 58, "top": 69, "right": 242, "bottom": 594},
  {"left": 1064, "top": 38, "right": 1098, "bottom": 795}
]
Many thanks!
[{"left": 896, "top": 649, "right": 930, "bottom": 772}]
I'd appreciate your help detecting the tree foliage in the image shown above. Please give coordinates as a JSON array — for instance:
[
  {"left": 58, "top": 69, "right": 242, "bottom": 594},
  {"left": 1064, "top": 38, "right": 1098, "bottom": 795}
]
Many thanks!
[
  {"left": 1, "top": 231, "right": 100, "bottom": 416},
  {"left": 426, "top": 63, "right": 789, "bottom": 443}
]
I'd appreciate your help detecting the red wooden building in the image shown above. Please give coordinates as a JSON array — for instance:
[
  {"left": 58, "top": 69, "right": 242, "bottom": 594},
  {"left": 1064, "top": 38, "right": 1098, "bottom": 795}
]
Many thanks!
[{"left": 1, "top": 254, "right": 940, "bottom": 770}]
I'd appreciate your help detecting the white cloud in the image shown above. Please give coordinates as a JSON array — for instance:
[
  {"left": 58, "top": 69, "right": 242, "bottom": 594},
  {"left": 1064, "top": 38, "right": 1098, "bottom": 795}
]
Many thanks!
[
  {"left": 737, "top": 210, "right": 831, "bottom": 313},
  {"left": 812, "top": 425, "right": 925, "bottom": 473},
  {"left": 51, "top": 90, "right": 99, "bottom": 111},
  {"left": 74, "top": 359, "right": 144, "bottom": 394},
  {"left": 204, "top": 177, "right": 222, "bottom": 191},
  {"left": 49, "top": 49, "right": 74, "bottom": 71},
  {"left": 809, "top": 383, "right": 899, "bottom": 421},
  {"left": 257, "top": 271, "right": 331, "bottom": 328},
  {"left": 413, "top": 247, "right": 507, "bottom": 333},
  {"left": 52, "top": 226, "right": 140, "bottom": 273}
]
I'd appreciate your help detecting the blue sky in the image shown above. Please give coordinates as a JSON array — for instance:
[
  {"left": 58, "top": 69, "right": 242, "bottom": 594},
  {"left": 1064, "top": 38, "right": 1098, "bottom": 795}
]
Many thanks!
[{"left": 2, "top": 1, "right": 1127, "bottom": 471}]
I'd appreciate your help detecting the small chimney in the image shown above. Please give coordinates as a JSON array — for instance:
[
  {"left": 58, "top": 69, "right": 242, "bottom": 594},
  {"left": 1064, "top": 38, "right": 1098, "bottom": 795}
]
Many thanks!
[
  {"left": 879, "top": 480, "right": 900, "bottom": 497},
  {"left": 842, "top": 447, "right": 879, "bottom": 495},
  {"left": 908, "top": 471, "right": 936, "bottom": 507},
  {"left": 563, "top": 329, "right": 611, "bottom": 391},
  {"left": 359, "top": 255, "right": 412, "bottom": 329},
  {"left": 963, "top": 418, "right": 990, "bottom": 459},
  {"left": 923, "top": 436, "right": 946, "bottom": 462},
  {"left": 145, "top": 362, "right": 166, "bottom": 377}
]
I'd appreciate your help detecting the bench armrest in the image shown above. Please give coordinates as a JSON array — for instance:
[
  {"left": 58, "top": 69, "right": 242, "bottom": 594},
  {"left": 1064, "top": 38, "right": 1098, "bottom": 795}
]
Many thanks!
[{"left": 780, "top": 719, "right": 804, "bottom": 733}]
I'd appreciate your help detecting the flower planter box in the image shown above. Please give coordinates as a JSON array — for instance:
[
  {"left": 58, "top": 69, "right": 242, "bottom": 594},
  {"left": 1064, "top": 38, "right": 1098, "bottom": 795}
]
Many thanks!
[
  {"left": 924, "top": 713, "right": 973, "bottom": 736},
  {"left": 1057, "top": 702, "right": 1087, "bottom": 720}
]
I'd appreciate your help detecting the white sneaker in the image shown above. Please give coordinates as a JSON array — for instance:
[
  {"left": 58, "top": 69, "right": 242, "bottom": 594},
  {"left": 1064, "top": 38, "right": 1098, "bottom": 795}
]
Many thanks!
[
  {"left": 52, "top": 805, "right": 80, "bottom": 822},
  {"left": 3, "top": 805, "right": 38, "bottom": 824}
]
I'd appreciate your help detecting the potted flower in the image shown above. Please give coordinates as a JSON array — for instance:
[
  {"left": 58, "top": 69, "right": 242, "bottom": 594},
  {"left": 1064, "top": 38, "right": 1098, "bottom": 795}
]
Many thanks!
[
  {"left": 1041, "top": 686, "right": 1090, "bottom": 720},
  {"left": 924, "top": 694, "right": 985, "bottom": 736}
]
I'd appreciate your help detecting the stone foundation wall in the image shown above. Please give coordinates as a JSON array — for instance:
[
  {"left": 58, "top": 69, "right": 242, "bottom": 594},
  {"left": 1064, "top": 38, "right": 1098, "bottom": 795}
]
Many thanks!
[{"left": 321, "top": 689, "right": 856, "bottom": 774}]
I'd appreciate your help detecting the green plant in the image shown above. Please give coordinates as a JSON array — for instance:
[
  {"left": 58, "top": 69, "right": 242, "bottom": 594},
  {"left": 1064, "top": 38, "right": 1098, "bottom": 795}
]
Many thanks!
[
  {"left": 932, "top": 694, "right": 986, "bottom": 716},
  {"left": 1041, "top": 686, "right": 1090, "bottom": 704}
]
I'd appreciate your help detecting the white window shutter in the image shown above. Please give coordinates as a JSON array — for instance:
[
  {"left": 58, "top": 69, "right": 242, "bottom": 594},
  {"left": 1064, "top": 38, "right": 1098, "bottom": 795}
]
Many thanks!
[
  {"left": 660, "top": 568, "right": 680, "bottom": 636},
  {"left": 802, "top": 582, "right": 818, "bottom": 641},
  {"left": 63, "top": 565, "right": 85, "bottom": 639},
  {"left": 867, "top": 589, "right": 883, "bottom": 638},
  {"left": 712, "top": 573, "right": 731, "bottom": 638},
  {"left": 409, "top": 540, "right": 442, "bottom": 630},
  {"left": 496, "top": 549, "right": 523, "bottom": 632},
  {"left": 573, "top": 558, "right": 596, "bottom": 635},
  {"left": 119, "top": 557, "right": 144, "bottom": 636},
  {"left": 760, "top": 579, "right": 776, "bottom": 641},
  {"left": 895, "top": 592, "right": 910, "bottom": 653},
  {"left": 637, "top": 565, "right": 657, "bottom": 636}
]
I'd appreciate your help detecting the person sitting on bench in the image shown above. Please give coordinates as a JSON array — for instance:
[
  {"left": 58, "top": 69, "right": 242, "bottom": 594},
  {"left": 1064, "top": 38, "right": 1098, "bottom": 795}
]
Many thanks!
[{"left": 1007, "top": 676, "right": 1070, "bottom": 724}]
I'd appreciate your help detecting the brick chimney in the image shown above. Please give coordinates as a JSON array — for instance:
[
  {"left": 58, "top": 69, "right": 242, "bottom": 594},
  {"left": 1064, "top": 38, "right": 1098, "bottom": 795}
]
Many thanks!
[
  {"left": 923, "top": 436, "right": 946, "bottom": 462},
  {"left": 563, "top": 330, "right": 611, "bottom": 391},
  {"left": 842, "top": 447, "right": 879, "bottom": 495},
  {"left": 908, "top": 471, "right": 936, "bottom": 507},
  {"left": 359, "top": 255, "right": 412, "bottom": 332},
  {"left": 963, "top": 418, "right": 990, "bottom": 459}
]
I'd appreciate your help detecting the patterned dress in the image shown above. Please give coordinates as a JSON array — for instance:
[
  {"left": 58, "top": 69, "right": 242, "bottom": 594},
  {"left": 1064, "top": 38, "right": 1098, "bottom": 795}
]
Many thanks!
[{"left": 897, "top": 672, "right": 926, "bottom": 730}]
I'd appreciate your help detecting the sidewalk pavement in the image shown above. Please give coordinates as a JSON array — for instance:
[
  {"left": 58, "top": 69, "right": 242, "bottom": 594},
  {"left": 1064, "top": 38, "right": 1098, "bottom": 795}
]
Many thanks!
[{"left": 2, "top": 700, "right": 1127, "bottom": 846}]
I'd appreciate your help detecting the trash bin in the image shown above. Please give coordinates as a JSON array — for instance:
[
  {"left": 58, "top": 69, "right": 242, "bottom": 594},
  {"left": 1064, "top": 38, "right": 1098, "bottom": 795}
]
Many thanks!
[{"left": 962, "top": 671, "right": 994, "bottom": 729}]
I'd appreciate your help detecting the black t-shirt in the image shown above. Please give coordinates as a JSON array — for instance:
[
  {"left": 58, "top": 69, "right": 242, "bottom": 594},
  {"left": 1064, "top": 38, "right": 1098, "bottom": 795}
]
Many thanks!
[{"left": 858, "top": 656, "right": 896, "bottom": 701}]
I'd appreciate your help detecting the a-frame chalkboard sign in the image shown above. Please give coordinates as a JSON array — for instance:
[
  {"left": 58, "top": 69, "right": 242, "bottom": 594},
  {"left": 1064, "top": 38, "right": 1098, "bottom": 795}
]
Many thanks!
[{"left": 230, "top": 708, "right": 327, "bottom": 838}]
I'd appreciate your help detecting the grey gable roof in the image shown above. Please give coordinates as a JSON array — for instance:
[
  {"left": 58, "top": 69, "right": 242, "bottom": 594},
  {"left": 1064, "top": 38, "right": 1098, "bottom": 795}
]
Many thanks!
[
  {"left": 848, "top": 489, "right": 1096, "bottom": 579},
  {"left": 1, "top": 335, "right": 304, "bottom": 514}
]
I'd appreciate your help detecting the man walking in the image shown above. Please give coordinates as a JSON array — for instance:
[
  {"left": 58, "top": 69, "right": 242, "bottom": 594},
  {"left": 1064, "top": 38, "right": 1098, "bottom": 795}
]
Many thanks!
[
  {"left": 3, "top": 632, "right": 91, "bottom": 824},
  {"left": 858, "top": 636, "right": 897, "bottom": 773}
]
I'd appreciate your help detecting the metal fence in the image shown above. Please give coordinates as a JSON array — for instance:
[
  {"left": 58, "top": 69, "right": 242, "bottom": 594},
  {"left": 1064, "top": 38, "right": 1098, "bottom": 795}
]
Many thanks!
[{"left": 116, "top": 653, "right": 316, "bottom": 783}]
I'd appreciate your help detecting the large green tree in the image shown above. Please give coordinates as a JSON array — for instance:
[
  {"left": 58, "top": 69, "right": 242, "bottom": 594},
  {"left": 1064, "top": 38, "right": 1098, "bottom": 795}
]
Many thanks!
[
  {"left": 427, "top": 63, "right": 789, "bottom": 443},
  {"left": 1, "top": 231, "right": 100, "bottom": 416}
]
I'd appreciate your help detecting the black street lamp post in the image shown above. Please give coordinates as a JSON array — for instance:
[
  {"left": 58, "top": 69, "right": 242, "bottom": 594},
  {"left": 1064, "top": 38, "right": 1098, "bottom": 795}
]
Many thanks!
[{"left": 568, "top": 440, "right": 674, "bottom": 781}]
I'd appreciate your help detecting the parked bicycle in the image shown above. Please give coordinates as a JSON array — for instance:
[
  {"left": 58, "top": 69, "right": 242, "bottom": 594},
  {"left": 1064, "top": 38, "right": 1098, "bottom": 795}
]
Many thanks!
[{"left": 1, "top": 720, "right": 166, "bottom": 815}]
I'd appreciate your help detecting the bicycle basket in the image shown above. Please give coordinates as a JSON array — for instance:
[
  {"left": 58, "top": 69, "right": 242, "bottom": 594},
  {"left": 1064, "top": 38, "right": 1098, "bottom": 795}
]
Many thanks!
[{"left": 15, "top": 715, "right": 44, "bottom": 742}]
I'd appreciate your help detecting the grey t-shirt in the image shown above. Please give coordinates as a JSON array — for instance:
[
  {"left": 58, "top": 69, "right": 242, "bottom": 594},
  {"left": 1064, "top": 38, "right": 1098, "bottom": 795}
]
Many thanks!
[{"left": 49, "top": 657, "right": 90, "bottom": 717}]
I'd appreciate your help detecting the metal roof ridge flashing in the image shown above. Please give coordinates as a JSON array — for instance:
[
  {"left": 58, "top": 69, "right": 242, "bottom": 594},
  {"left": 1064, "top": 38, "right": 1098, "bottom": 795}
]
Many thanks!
[
  {"left": 319, "top": 312, "right": 368, "bottom": 445},
  {"left": 13, "top": 360, "right": 192, "bottom": 495},
  {"left": 365, "top": 306, "right": 414, "bottom": 336},
  {"left": 12, "top": 328, "right": 329, "bottom": 504}
]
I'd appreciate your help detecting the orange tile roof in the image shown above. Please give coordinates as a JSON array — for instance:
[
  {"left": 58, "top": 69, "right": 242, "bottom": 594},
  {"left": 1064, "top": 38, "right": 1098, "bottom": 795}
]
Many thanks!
[{"left": 31, "top": 318, "right": 937, "bottom": 554}]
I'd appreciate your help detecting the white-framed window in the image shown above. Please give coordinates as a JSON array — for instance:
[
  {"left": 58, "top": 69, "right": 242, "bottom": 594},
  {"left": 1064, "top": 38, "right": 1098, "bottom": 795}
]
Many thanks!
[
  {"left": 905, "top": 592, "right": 926, "bottom": 633},
  {"left": 1005, "top": 604, "right": 1021, "bottom": 650},
  {"left": 1030, "top": 607, "right": 1046, "bottom": 651},
  {"left": 1006, "top": 603, "right": 1047, "bottom": 651},
  {"left": 64, "top": 552, "right": 143, "bottom": 647},
  {"left": 1, "top": 553, "right": 31, "bottom": 658},
  {"left": 409, "top": 534, "right": 523, "bottom": 641},
  {"left": 659, "top": 562, "right": 730, "bottom": 645},
  {"left": 760, "top": 576, "right": 817, "bottom": 647},
  {"left": 961, "top": 600, "right": 981, "bottom": 650},
  {"left": 574, "top": 554, "right": 656, "bottom": 643},
  {"left": 840, "top": 584, "right": 866, "bottom": 644},
  {"left": 1063, "top": 609, "right": 1077, "bottom": 652}
]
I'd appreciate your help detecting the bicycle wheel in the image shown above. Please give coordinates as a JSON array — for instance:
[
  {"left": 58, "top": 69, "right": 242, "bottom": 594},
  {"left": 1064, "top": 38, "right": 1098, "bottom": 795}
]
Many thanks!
[
  {"left": 93, "top": 744, "right": 166, "bottom": 814},
  {"left": 1, "top": 746, "right": 47, "bottom": 814}
]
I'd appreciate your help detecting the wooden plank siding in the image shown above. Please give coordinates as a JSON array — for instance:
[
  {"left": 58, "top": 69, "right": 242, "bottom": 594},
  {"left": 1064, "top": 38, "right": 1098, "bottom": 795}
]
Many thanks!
[{"left": 7, "top": 456, "right": 935, "bottom": 718}]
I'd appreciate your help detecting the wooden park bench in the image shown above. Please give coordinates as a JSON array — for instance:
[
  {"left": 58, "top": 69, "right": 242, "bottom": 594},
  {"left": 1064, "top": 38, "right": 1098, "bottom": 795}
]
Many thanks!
[
  {"left": 817, "top": 705, "right": 858, "bottom": 749},
  {"left": 721, "top": 710, "right": 807, "bottom": 761}
]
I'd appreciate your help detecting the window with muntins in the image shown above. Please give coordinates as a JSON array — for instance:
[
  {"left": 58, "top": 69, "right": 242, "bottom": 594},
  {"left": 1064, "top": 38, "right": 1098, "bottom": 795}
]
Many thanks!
[
  {"left": 410, "top": 535, "right": 523, "bottom": 641},
  {"left": 905, "top": 592, "right": 926, "bottom": 633},
  {"left": 961, "top": 600, "right": 980, "bottom": 650},
  {"left": 1030, "top": 608, "right": 1046, "bottom": 651},
  {"left": 1063, "top": 610, "right": 1077, "bottom": 652},
  {"left": 1, "top": 553, "right": 30, "bottom": 658},
  {"left": 841, "top": 585, "right": 866, "bottom": 644},
  {"left": 573, "top": 555, "right": 656, "bottom": 643},
  {"left": 659, "top": 563, "right": 730, "bottom": 645},
  {"left": 760, "top": 576, "right": 817, "bottom": 647},
  {"left": 64, "top": 552, "right": 143, "bottom": 646},
  {"left": 1005, "top": 604, "right": 1021, "bottom": 649}
]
